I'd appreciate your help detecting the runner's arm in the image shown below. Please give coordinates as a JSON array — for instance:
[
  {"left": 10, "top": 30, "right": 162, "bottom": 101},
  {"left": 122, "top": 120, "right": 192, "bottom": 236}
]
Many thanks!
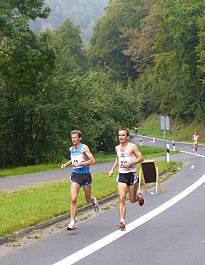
[
  {"left": 81, "top": 145, "right": 96, "bottom": 166},
  {"left": 109, "top": 157, "right": 118, "bottom": 177},
  {"left": 109, "top": 147, "right": 119, "bottom": 176},
  {"left": 61, "top": 159, "right": 72, "bottom": 169},
  {"left": 127, "top": 144, "right": 144, "bottom": 168},
  {"left": 61, "top": 147, "right": 72, "bottom": 169}
]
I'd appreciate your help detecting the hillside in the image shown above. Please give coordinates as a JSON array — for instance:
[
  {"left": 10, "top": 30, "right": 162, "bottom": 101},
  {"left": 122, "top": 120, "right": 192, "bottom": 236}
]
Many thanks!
[
  {"left": 138, "top": 114, "right": 205, "bottom": 144},
  {"left": 30, "top": 0, "right": 110, "bottom": 46}
]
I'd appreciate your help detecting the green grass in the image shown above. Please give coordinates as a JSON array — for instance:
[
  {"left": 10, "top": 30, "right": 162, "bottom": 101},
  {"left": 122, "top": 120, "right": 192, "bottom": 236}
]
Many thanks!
[
  {"left": 0, "top": 172, "right": 118, "bottom": 236},
  {"left": 0, "top": 154, "right": 117, "bottom": 178},
  {"left": 0, "top": 146, "right": 175, "bottom": 178},
  {"left": 0, "top": 153, "right": 118, "bottom": 178},
  {"left": 155, "top": 161, "right": 182, "bottom": 176},
  {"left": 0, "top": 160, "right": 180, "bottom": 237},
  {"left": 0, "top": 164, "right": 62, "bottom": 178}
]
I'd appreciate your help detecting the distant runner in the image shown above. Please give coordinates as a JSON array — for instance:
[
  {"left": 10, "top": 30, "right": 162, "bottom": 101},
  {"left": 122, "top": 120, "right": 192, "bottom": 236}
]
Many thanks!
[
  {"left": 109, "top": 129, "right": 144, "bottom": 230},
  {"left": 192, "top": 131, "right": 199, "bottom": 152},
  {"left": 134, "top": 127, "right": 139, "bottom": 135},
  {"left": 61, "top": 130, "right": 99, "bottom": 230}
]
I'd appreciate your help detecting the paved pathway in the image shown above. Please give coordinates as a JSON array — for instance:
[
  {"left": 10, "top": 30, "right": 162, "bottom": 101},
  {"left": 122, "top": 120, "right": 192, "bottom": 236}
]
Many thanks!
[
  {"left": 0, "top": 152, "right": 184, "bottom": 192},
  {"left": 0, "top": 162, "right": 113, "bottom": 192}
]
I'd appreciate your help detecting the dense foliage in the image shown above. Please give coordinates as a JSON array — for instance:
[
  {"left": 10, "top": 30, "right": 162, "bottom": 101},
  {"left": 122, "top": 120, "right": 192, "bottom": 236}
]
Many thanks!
[
  {"left": 1, "top": 0, "right": 205, "bottom": 168},
  {"left": 0, "top": 0, "right": 55, "bottom": 166},
  {"left": 89, "top": 0, "right": 205, "bottom": 121},
  {"left": 0, "top": 0, "right": 139, "bottom": 168},
  {"left": 31, "top": 0, "right": 110, "bottom": 46}
]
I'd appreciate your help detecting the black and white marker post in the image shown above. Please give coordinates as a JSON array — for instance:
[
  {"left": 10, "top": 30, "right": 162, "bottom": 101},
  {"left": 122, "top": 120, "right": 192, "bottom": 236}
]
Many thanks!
[
  {"left": 163, "top": 130, "right": 166, "bottom": 161},
  {"left": 172, "top": 140, "right": 176, "bottom": 151},
  {"left": 140, "top": 138, "right": 142, "bottom": 146},
  {"left": 166, "top": 144, "right": 170, "bottom": 162}
]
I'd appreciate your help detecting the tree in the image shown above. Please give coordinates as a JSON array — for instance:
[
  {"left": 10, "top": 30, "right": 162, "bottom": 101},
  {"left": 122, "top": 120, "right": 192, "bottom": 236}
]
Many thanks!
[
  {"left": 30, "top": 0, "right": 110, "bottom": 46},
  {"left": 196, "top": 14, "right": 205, "bottom": 117},
  {"left": 122, "top": 1, "right": 161, "bottom": 73},
  {"left": 61, "top": 70, "right": 140, "bottom": 153},
  {"left": 0, "top": 31, "right": 56, "bottom": 167},
  {"left": 0, "top": 0, "right": 58, "bottom": 167},
  {"left": 0, "top": 0, "right": 50, "bottom": 41},
  {"left": 153, "top": 0, "right": 205, "bottom": 120},
  {"left": 89, "top": 0, "right": 145, "bottom": 82},
  {"left": 47, "top": 19, "right": 88, "bottom": 76}
]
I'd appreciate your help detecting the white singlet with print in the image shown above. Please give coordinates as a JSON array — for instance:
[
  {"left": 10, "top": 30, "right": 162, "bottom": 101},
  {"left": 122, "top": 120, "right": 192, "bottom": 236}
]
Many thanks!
[
  {"left": 117, "top": 143, "right": 137, "bottom": 173},
  {"left": 70, "top": 143, "right": 88, "bottom": 170},
  {"left": 193, "top": 135, "right": 199, "bottom": 142}
]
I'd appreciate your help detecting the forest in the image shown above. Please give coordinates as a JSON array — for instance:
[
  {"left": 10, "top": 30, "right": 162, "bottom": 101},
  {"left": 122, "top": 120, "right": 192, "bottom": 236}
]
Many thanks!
[
  {"left": 30, "top": 0, "right": 110, "bottom": 46},
  {"left": 1, "top": 0, "right": 205, "bottom": 168}
]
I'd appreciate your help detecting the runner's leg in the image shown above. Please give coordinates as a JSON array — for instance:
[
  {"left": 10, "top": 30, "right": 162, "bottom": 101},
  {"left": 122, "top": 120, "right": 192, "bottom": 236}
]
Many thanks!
[
  {"left": 83, "top": 185, "right": 99, "bottom": 212},
  {"left": 70, "top": 182, "right": 81, "bottom": 220},
  {"left": 129, "top": 183, "right": 144, "bottom": 206},
  {"left": 118, "top": 182, "right": 128, "bottom": 220},
  {"left": 129, "top": 183, "right": 137, "bottom": 203},
  {"left": 83, "top": 185, "right": 92, "bottom": 203}
]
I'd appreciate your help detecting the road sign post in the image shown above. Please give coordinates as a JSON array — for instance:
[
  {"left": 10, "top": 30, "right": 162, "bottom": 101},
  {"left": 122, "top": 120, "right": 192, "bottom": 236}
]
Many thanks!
[{"left": 160, "top": 116, "right": 170, "bottom": 161}]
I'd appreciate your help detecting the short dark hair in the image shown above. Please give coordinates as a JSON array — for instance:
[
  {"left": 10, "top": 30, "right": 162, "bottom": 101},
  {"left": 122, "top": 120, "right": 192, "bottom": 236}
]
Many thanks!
[
  {"left": 71, "top": 130, "right": 82, "bottom": 138},
  {"left": 119, "top": 129, "right": 129, "bottom": 136}
]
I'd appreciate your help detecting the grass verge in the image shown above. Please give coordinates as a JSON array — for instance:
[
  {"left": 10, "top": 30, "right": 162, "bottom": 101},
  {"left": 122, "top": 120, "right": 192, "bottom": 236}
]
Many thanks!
[{"left": 0, "top": 160, "right": 181, "bottom": 237}]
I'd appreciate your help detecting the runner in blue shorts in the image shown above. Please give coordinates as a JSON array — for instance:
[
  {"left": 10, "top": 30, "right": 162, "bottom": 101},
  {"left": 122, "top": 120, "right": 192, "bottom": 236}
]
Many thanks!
[
  {"left": 109, "top": 129, "right": 144, "bottom": 230},
  {"left": 61, "top": 130, "right": 99, "bottom": 230}
]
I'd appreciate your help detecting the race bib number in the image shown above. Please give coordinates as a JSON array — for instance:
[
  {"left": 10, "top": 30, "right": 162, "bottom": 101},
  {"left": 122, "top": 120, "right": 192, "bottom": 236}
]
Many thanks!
[
  {"left": 71, "top": 154, "right": 83, "bottom": 168},
  {"left": 119, "top": 156, "right": 129, "bottom": 168}
]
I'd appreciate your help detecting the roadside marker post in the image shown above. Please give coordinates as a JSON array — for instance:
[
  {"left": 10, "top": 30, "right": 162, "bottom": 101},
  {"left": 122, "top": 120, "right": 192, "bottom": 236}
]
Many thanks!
[
  {"left": 140, "top": 138, "right": 142, "bottom": 146},
  {"left": 172, "top": 140, "right": 176, "bottom": 151},
  {"left": 166, "top": 144, "right": 170, "bottom": 162}
]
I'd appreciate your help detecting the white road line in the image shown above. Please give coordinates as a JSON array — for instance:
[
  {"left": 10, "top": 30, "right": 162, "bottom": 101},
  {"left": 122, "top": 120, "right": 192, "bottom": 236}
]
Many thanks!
[
  {"left": 135, "top": 135, "right": 205, "bottom": 147},
  {"left": 180, "top": 150, "right": 205, "bottom": 158},
  {"left": 53, "top": 175, "right": 205, "bottom": 265}
]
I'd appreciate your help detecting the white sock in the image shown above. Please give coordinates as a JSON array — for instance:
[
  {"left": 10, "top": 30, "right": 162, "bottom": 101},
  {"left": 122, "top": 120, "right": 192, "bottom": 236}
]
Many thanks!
[
  {"left": 120, "top": 219, "right": 125, "bottom": 224},
  {"left": 70, "top": 219, "right": 75, "bottom": 226}
]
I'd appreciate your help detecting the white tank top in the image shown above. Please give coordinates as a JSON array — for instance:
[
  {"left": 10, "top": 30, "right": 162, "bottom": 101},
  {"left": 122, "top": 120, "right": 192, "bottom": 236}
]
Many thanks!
[
  {"left": 117, "top": 143, "right": 137, "bottom": 173},
  {"left": 193, "top": 135, "right": 199, "bottom": 142}
]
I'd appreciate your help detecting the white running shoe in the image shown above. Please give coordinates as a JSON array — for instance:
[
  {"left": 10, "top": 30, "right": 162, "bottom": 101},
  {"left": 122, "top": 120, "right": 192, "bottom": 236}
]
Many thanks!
[
  {"left": 66, "top": 223, "right": 77, "bottom": 231},
  {"left": 93, "top": 197, "right": 99, "bottom": 212}
]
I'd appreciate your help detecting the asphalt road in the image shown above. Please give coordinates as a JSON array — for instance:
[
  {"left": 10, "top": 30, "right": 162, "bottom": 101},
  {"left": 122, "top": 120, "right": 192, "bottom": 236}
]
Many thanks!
[{"left": 0, "top": 136, "right": 204, "bottom": 265}]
